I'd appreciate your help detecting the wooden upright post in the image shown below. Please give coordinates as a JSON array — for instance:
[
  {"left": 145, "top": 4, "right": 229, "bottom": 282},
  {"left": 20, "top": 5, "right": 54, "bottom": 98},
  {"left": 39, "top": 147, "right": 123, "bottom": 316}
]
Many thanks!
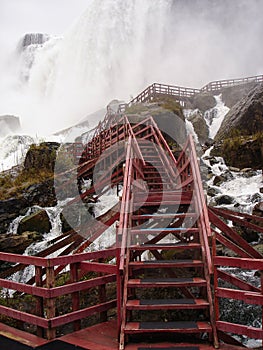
[
  {"left": 70, "top": 263, "right": 81, "bottom": 331},
  {"left": 35, "top": 266, "right": 44, "bottom": 338},
  {"left": 46, "top": 265, "right": 56, "bottom": 340}
]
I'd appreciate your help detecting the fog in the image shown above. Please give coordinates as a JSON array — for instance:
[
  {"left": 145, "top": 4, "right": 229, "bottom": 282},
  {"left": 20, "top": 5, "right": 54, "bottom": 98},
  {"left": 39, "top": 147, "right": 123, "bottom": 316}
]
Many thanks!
[{"left": 0, "top": 0, "right": 262, "bottom": 135}]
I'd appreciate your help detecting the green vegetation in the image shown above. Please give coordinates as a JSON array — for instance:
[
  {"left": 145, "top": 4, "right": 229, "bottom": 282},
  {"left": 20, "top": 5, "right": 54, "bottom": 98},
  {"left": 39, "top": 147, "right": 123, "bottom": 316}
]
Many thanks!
[
  {"left": 152, "top": 96, "right": 184, "bottom": 119},
  {"left": 222, "top": 131, "right": 263, "bottom": 154},
  {"left": 221, "top": 131, "right": 263, "bottom": 169},
  {"left": 0, "top": 168, "right": 54, "bottom": 200}
]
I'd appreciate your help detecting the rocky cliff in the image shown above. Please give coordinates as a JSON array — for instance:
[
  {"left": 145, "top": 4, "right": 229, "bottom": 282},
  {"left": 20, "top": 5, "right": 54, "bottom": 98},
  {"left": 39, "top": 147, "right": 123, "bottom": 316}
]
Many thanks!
[{"left": 215, "top": 84, "right": 263, "bottom": 141}]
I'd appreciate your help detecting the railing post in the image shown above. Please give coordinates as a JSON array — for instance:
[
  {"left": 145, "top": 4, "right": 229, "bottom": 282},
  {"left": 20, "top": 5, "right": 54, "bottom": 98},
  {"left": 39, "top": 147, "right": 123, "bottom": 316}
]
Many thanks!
[
  {"left": 35, "top": 266, "right": 44, "bottom": 338},
  {"left": 46, "top": 264, "right": 56, "bottom": 340},
  {"left": 261, "top": 270, "right": 263, "bottom": 336},
  {"left": 70, "top": 262, "right": 81, "bottom": 331},
  {"left": 98, "top": 258, "right": 107, "bottom": 323}
]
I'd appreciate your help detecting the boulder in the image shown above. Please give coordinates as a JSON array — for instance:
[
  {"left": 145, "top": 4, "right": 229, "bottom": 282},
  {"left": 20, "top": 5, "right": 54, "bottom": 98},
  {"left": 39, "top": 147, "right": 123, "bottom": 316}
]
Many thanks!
[
  {"left": 187, "top": 110, "right": 209, "bottom": 144},
  {"left": 17, "top": 209, "right": 51, "bottom": 235},
  {"left": 211, "top": 135, "right": 263, "bottom": 170},
  {"left": 0, "top": 231, "right": 42, "bottom": 254},
  {"left": 191, "top": 93, "right": 216, "bottom": 113},
  {"left": 24, "top": 142, "right": 59, "bottom": 173},
  {"left": 23, "top": 179, "right": 57, "bottom": 207},
  {"left": 215, "top": 84, "right": 263, "bottom": 141},
  {"left": 215, "top": 195, "right": 234, "bottom": 205},
  {"left": 207, "top": 187, "right": 221, "bottom": 197},
  {"left": 0, "top": 198, "right": 27, "bottom": 234},
  {"left": 125, "top": 100, "right": 187, "bottom": 148}
]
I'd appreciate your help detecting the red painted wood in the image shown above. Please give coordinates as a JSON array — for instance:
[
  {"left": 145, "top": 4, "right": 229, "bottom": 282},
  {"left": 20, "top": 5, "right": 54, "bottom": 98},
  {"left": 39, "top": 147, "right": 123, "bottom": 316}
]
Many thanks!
[
  {"left": 214, "top": 256, "right": 263, "bottom": 270},
  {"left": 129, "top": 243, "right": 201, "bottom": 250},
  {"left": 0, "top": 322, "right": 49, "bottom": 347},
  {"left": 214, "top": 230, "right": 253, "bottom": 258},
  {"left": 124, "top": 321, "right": 212, "bottom": 334},
  {"left": 126, "top": 298, "right": 209, "bottom": 310},
  {"left": 0, "top": 304, "right": 48, "bottom": 328},
  {"left": 127, "top": 277, "right": 207, "bottom": 288},
  {"left": 216, "top": 288, "right": 263, "bottom": 304},
  {"left": 209, "top": 209, "right": 262, "bottom": 259},
  {"left": 79, "top": 262, "right": 117, "bottom": 274},
  {"left": 217, "top": 269, "right": 261, "bottom": 293},
  {"left": 129, "top": 259, "right": 203, "bottom": 268},
  {"left": 216, "top": 321, "right": 263, "bottom": 339},
  {"left": 50, "top": 300, "right": 117, "bottom": 328}
]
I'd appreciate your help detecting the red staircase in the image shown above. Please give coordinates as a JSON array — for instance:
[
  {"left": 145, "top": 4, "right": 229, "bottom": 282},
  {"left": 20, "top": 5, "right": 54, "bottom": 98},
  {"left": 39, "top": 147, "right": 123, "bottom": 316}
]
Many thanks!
[
  {"left": 117, "top": 128, "right": 218, "bottom": 349},
  {"left": 0, "top": 86, "right": 263, "bottom": 349}
]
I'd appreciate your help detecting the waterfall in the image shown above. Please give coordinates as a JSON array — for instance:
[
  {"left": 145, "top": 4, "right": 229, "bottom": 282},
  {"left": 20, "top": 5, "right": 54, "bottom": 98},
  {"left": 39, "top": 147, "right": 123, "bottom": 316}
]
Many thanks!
[{"left": 24, "top": 0, "right": 172, "bottom": 134}]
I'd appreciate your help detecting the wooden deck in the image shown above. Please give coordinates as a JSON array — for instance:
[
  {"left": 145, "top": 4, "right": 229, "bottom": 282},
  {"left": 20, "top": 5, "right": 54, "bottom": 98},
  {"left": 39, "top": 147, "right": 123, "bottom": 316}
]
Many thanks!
[{"left": 0, "top": 320, "right": 250, "bottom": 350}]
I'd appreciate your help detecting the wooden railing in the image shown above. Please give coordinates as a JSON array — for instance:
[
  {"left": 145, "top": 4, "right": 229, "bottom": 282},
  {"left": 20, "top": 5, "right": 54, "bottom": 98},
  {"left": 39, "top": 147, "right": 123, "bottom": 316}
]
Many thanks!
[
  {"left": 201, "top": 74, "right": 263, "bottom": 92},
  {"left": 0, "top": 249, "right": 117, "bottom": 340},
  {"left": 210, "top": 207, "right": 263, "bottom": 343},
  {"left": 214, "top": 256, "right": 263, "bottom": 341}
]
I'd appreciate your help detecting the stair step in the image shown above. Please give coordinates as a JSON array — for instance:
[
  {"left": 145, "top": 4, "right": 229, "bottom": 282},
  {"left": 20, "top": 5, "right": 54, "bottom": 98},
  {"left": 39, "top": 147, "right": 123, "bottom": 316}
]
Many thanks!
[
  {"left": 129, "top": 243, "right": 201, "bottom": 250},
  {"left": 132, "top": 213, "right": 196, "bottom": 219},
  {"left": 129, "top": 259, "right": 203, "bottom": 268},
  {"left": 124, "top": 321, "right": 212, "bottom": 334},
  {"left": 128, "top": 277, "right": 207, "bottom": 288},
  {"left": 137, "top": 347, "right": 200, "bottom": 350},
  {"left": 133, "top": 200, "right": 190, "bottom": 206},
  {"left": 131, "top": 228, "right": 199, "bottom": 234},
  {"left": 126, "top": 298, "right": 209, "bottom": 310}
]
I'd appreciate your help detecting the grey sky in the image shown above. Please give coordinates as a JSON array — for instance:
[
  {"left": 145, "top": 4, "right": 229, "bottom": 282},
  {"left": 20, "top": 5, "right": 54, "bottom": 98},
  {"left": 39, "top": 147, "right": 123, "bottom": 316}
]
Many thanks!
[{"left": 0, "top": 0, "right": 90, "bottom": 51}]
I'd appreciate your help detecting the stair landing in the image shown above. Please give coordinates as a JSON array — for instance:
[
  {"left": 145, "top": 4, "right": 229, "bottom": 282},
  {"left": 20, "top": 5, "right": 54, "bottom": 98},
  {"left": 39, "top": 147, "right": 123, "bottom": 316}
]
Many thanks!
[{"left": 0, "top": 321, "right": 248, "bottom": 350}]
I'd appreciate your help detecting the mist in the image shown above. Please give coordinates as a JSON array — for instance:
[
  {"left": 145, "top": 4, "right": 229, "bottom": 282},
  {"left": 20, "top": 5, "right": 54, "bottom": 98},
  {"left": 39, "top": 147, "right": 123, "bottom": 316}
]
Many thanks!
[{"left": 0, "top": 0, "right": 262, "bottom": 135}]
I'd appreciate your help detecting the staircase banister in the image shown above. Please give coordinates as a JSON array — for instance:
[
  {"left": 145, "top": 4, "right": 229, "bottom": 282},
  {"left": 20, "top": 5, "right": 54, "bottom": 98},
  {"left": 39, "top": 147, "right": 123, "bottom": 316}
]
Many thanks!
[{"left": 188, "top": 135, "right": 213, "bottom": 274}]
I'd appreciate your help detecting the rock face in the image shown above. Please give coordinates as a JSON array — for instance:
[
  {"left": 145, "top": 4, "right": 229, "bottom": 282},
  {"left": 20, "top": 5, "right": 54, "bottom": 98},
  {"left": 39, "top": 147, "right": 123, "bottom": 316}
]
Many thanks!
[
  {"left": 0, "top": 115, "right": 21, "bottom": 137},
  {"left": 0, "top": 198, "right": 27, "bottom": 234},
  {"left": 24, "top": 142, "right": 59, "bottom": 173},
  {"left": 20, "top": 33, "right": 49, "bottom": 50},
  {"left": 187, "top": 110, "right": 209, "bottom": 144},
  {"left": 125, "top": 100, "right": 187, "bottom": 147},
  {"left": 190, "top": 92, "right": 216, "bottom": 113},
  {"left": 221, "top": 82, "right": 259, "bottom": 109},
  {"left": 17, "top": 209, "right": 51, "bottom": 235},
  {"left": 0, "top": 142, "right": 58, "bottom": 234},
  {"left": 0, "top": 231, "right": 42, "bottom": 254},
  {"left": 215, "top": 84, "right": 263, "bottom": 141}
]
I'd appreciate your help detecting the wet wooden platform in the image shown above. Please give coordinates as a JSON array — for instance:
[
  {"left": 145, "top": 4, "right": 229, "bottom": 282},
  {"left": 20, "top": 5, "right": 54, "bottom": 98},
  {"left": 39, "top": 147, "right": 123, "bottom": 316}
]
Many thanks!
[{"left": 0, "top": 320, "right": 250, "bottom": 350}]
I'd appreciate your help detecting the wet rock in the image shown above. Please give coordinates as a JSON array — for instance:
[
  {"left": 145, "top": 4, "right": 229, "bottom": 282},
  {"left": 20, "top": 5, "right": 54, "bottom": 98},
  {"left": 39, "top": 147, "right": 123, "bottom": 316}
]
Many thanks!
[
  {"left": 235, "top": 225, "right": 259, "bottom": 243},
  {"left": 215, "top": 84, "right": 263, "bottom": 141},
  {"left": 221, "top": 170, "right": 234, "bottom": 181},
  {"left": 253, "top": 201, "right": 263, "bottom": 216},
  {"left": 215, "top": 195, "right": 234, "bottom": 205},
  {"left": 0, "top": 231, "right": 42, "bottom": 254},
  {"left": 229, "top": 166, "right": 240, "bottom": 172},
  {"left": 23, "top": 179, "right": 57, "bottom": 207},
  {"left": 187, "top": 110, "right": 209, "bottom": 144},
  {"left": 17, "top": 209, "right": 51, "bottom": 235},
  {"left": 207, "top": 187, "right": 222, "bottom": 197},
  {"left": 250, "top": 193, "right": 262, "bottom": 203},
  {"left": 221, "top": 82, "right": 258, "bottom": 109},
  {"left": 241, "top": 168, "right": 258, "bottom": 178},
  {"left": 213, "top": 175, "right": 224, "bottom": 186},
  {"left": 0, "top": 198, "right": 27, "bottom": 234},
  {"left": 191, "top": 93, "right": 216, "bottom": 113},
  {"left": 24, "top": 142, "right": 59, "bottom": 173}
]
